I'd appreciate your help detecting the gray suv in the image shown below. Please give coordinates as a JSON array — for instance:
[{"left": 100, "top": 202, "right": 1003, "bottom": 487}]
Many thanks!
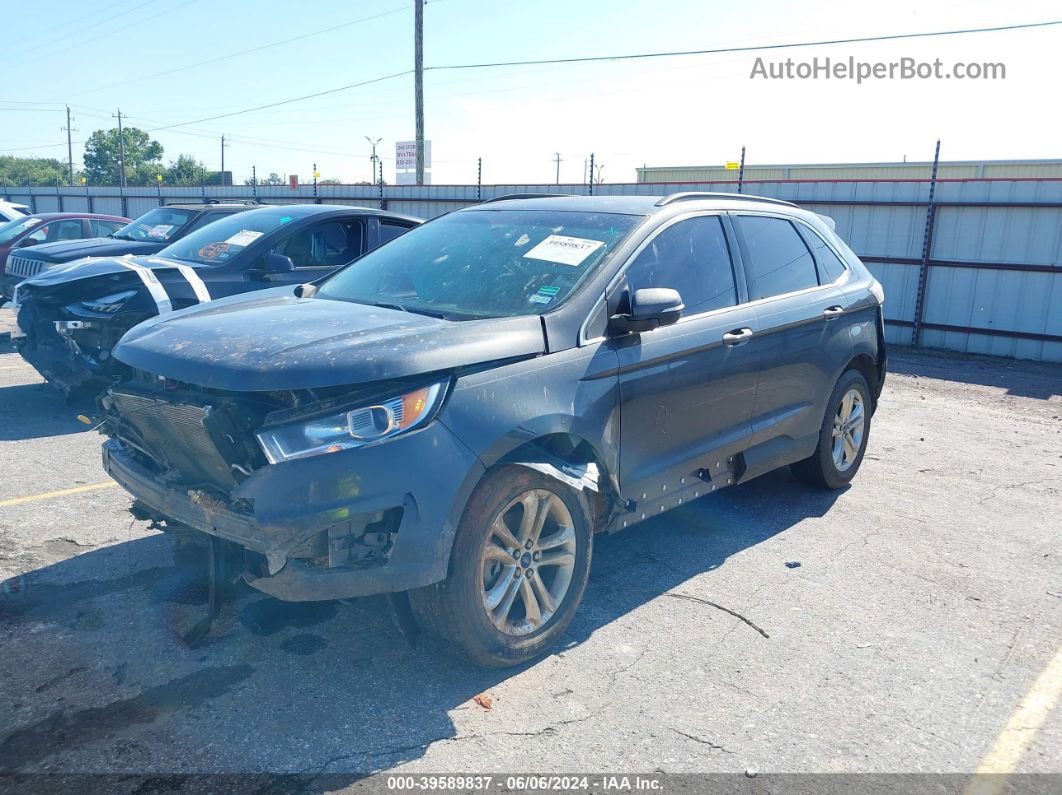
[{"left": 98, "top": 192, "right": 886, "bottom": 667}]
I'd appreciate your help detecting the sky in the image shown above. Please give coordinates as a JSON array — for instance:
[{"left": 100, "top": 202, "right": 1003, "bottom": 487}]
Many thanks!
[{"left": 1, "top": 0, "right": 1059, "bottom": 185}]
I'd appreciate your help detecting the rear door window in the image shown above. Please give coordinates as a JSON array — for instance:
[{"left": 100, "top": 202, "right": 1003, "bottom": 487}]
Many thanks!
[
  {"left": 624, "top": 215, "right": 738, "bottom": 315},
  {"left": 378, "top": 220, "right": 415, "bottom": 246},
  {"left": 735, "top": 215, "right": 819, "bottom": 300},
  {"left": 798, "top": 225, "right": 848, "bottom": 283},
  {"left": 273, "top": 220, "right": 365, "bottom": 268},
  {"left": 91, "top": 219, "right": 127, "bottom": 236}
]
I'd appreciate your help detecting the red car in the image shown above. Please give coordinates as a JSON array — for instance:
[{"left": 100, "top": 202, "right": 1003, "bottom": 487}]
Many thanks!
[{"left": 0, "top": 212, "right": 130, "bottom": 277}]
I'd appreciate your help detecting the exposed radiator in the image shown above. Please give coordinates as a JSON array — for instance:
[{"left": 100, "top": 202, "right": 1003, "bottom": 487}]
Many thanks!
[{"left": 110, "top": 390, "right": 236, "bottom": 488}]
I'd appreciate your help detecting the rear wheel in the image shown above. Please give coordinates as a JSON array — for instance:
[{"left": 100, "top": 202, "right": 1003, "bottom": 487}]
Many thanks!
[
  {"left": 409, "top": 466, "right": 592, "bottom": 667},
  {"left": 791, "top": 369, "right": 872, "bottom": 490}
]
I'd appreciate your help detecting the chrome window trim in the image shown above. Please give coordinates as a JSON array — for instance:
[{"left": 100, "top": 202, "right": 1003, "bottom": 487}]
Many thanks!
[{"left": 578, "top": 206, "right": 854, "bottom": 345}]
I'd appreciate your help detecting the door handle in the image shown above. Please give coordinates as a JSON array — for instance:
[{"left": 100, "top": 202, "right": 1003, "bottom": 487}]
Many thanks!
[
  {"left": 722, "top": 327, "right": 754, "bottom": 345},
  {"left": 823, "top": 305, "right": 845, "bottom": 319}
]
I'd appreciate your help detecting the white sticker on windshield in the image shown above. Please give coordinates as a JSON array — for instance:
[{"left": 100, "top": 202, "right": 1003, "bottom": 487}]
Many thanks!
[
  {"left": 225, "top": 229, "right": 264, "bottom": 247},
  {"left": 147, "top": 224, "right": 174, "bottom": 238},
  {"left": 523, "top": 234, "right": 604, "bottom": 267}
]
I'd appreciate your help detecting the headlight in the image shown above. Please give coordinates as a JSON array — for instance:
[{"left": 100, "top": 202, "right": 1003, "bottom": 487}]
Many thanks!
[
  {"left": 67, "top": 289, "right": 137, "bottom": 315},
  {"left": 256, "top": 381, "right": 447, "bottom": 464}
]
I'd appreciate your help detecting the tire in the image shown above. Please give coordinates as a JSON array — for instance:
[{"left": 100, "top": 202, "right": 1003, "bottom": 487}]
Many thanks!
[
  {"left": 409, "top": 465, "right": 593, "bottom": 667},
  {"left": 791, "top": 369, "right": 872, "bottom": 490}
]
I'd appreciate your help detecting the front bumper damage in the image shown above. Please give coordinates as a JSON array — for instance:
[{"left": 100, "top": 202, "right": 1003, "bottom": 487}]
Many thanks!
[
  {"left": 102, "top": 412, "right": 484, "bottom": 601},
  {"left": 14, "top": 300, "right": 127, "bottom": 394}
]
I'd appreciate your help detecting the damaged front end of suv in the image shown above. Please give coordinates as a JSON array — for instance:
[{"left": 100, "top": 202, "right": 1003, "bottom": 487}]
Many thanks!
[
  {"left": 100, "top": 368, "right": 481, "bottom": 600},
  {"left": 14, "top": 261, "right": 185, "bottom": 395}
]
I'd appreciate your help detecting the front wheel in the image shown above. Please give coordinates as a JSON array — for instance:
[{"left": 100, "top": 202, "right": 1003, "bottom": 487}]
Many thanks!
[
  {"left": 409, "top": 465, "right": 593, "bottom": 667},
  {"left": 791, "top": 369, "right": 872, "bottom": 490}
]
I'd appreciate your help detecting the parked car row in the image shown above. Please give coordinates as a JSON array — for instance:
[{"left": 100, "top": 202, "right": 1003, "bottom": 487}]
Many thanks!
[
  {"left": 7, "top": 192, "right": 886, "bottom": 667},
  {"left": 0, "top": 199, "right": 32, "bottom": 223},
  {"left": 8, "top": 202, "right": 419, "bottom": 393}
]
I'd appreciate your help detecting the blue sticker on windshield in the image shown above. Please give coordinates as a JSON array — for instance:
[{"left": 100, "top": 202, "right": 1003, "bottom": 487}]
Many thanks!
[{"left": 538, "top": 285, "right": 560, "bottom": 296}]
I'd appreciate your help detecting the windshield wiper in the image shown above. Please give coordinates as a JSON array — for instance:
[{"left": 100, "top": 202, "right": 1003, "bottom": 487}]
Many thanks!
[{"left": 361, "top": 300, "right": 449, "bottom": 320}]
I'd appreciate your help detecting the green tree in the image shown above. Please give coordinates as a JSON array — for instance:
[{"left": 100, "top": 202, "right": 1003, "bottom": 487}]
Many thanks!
[
  {"left": 319, "top": 178, "right": 342, "bottom": 185},
  {"left": 166, "top": 154, "right": 208, "bottom": 186},
  {"left": 256, "top": 172, "right": 284, "bottom": 186},
  {"left": 83, "top": 127, "right": 164, "bottom": 186},
  {"left": 0, "top": 155, "right": 69, "bottom": 187}
]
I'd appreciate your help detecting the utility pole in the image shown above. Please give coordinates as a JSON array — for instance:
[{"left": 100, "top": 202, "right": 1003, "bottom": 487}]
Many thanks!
[
  {"left": 62, "top": 106, "right": 76, "bottom": 186},
  {"left": 220, "top": 134, "right": 229, "bottom": 186},
  {"left": 113, "top": 108, "right": 126, "bottom": 188},
  {"left": 365, "top": 136, "right": 382, "bottom": 183},
  {"left": 553, "top": 152, "right": 563, "bottom": 184},
  {"left": 414, "top": 0, "right": 425, "bottom": 184}
]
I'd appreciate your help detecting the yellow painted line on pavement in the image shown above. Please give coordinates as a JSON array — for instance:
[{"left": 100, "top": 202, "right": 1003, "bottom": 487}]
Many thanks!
[
  {"left": 965, "top": 643, "right": 1062, "bottom": 795},
  {"left": 0, "top": 481, "right": 118, "bottom": 508}
]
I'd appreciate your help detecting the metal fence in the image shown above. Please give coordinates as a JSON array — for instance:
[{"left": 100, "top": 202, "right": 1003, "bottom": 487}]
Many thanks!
[{"left": 5, "top": 177, "right": 1061, "bottom": 363}]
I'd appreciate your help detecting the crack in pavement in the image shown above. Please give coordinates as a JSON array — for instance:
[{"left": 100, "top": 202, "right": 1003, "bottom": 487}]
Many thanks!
[
  {"left": 667, "top": 726, "right": 734, "bottom": 754},
  {"left": 662, "top": 592, "right": 769, "bottom": 638}
]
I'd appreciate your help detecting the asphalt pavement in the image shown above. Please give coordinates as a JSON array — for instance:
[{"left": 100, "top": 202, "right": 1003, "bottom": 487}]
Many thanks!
[{"left": 0, "top": 308, "right": 1059, "bottom": 789}]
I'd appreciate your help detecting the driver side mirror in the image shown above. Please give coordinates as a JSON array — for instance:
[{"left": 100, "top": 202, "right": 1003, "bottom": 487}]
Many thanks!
[
  {"left": 608, "top": 288, "right": 684, "bottom": 335},
  {"left": 249, "top": 252, "right": 295, "bottom": 278}
]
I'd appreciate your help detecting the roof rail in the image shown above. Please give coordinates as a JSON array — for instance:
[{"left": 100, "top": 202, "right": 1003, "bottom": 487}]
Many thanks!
[
  {"left": 480, "top": 193, "right": 575, "bottom": 204},
  {"left": 655, "top": 191, "right": 797, "bottom": 208}
]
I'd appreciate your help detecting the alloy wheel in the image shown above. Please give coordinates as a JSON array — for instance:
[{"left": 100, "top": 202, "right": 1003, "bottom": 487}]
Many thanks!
[
  {"left": 832, "top": 387, "right": 865, "bottom": 471},
  {"left": 480, "top": 489, "right": 577, "bottom": 636}
]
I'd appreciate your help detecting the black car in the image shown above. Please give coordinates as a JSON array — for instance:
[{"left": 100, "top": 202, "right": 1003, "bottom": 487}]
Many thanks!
[
  {"left": 1, "top": 203, "right": 260, "bottom": 301},
  {"left": 14, "top": 204, "right": 421, "bottom": 394},
  {"left": 97, "top": 193, "right": 886, "bottom": 667}
]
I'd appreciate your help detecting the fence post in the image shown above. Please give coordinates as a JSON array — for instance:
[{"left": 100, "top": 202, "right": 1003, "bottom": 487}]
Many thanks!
[
  {"left": 911, "top": 139, "right": 941, "bottom": 347},
  {"left": 55, "top": 178, "right": 64, "bottom": 212},
  {"left": 588, "top": 153, "right": 594, "bottom": 195},
  {"left": 477, "top": 158, "right": 482, "bottom": 201},
  {"left": 252, "top": 166, "right": 258, "bottom": 202},
  {"left": 737, "top": 146, "right": 746, "bottom": 194},
  {"left": 378, "top": 160, "right": 386, "bottom": 210}
]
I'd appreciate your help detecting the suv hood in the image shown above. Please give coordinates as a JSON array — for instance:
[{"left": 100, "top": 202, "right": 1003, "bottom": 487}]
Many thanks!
[
  {"left": 113, "top": 290, "right": 547, "bottom": 391},
  {"left": 20, "top": 253, "right": 191, "bottom": 291},
  {"left": 16, "top": 238, "right": 164, "bottom": 263}
]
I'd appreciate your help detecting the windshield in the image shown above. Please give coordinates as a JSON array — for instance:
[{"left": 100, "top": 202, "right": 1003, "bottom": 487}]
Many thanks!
[
  {"left": 112, "top": 208, "right": 197, "bottom": 242},
  {"left": 317, "top": 209, "right": 640, "bottom": 319},
  {"left": 0, "top": 216, "right": 43, "bottom": 245},
  {"left": 157, "top": 206, "right": 296, "bottom": 265}
]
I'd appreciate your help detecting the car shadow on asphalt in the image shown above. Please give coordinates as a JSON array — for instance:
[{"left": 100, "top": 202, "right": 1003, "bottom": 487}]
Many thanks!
[
  {"left": 0, "top": 468, "right": 839, "bottom": 786},
  {"left": 0, "top": 381, "right": 94, "bottom": 440}
]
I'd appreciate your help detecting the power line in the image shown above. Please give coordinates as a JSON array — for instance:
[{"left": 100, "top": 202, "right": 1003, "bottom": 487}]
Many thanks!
[
  {"left": 7, "top": 0, "right": 153, "bottom": 59},
  {"left": 9, "top": 0, "right": 133, "bottom": 51},
  {"left": 61, "top": 3, "right": 415, "bottom": 99},
  {"left": 425, "top": 19, "right": 1062, "bottom": 71},
  {"left": 4, "top": 18, "right": 1059, "bottom": 156},
  {"left": 46, "top": 0, "right": 200, "bottom": 60}
]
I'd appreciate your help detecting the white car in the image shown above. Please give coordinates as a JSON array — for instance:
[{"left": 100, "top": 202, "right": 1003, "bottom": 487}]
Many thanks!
[{"left": 0, "top": 201, "right": 30, "bottom": 223}]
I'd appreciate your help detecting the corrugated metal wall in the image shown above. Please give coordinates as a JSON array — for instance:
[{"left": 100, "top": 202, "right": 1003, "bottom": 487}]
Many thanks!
[
  {"left": 5, "top": 177, "right": 1061, "bottom": 362},
  {"left": 636, "top": 159, "right": 1062, "bottom": 183}
]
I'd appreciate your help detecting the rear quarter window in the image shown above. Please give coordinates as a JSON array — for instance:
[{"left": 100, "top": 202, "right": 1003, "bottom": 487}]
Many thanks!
[{"left": 735, "top": 215, "right": 820, "bottom": 300}]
